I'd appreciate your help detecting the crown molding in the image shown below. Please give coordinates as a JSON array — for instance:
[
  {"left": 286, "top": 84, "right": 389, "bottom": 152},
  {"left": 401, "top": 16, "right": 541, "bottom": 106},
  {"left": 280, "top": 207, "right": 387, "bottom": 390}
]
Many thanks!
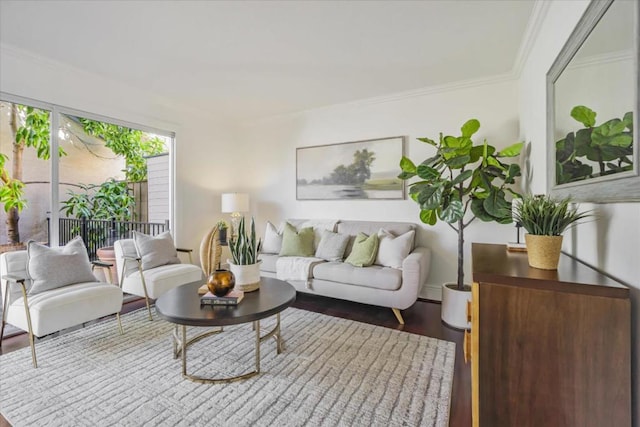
[
  {"left": 512, "top": 0, "right": 553, "bottom": 79},
  {"left": 243, "top": 72, "right": 516, "bottom": 127}
]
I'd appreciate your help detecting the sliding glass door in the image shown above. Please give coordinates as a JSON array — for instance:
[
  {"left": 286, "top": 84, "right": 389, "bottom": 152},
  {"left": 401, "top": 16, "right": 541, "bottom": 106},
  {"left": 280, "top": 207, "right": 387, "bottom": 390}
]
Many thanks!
[
  {"left": 0, "top": 100, "right": 52, "bottom": 249},
  {"left": 0, "top": 93, "right": 174, "bottom": 256}
]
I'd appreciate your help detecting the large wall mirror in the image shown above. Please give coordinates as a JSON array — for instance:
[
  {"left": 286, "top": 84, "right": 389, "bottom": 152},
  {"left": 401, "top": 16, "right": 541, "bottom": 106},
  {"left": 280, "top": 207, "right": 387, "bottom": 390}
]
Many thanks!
[{"left": 547, "top": 0, "right": 639, "bottom": 202}]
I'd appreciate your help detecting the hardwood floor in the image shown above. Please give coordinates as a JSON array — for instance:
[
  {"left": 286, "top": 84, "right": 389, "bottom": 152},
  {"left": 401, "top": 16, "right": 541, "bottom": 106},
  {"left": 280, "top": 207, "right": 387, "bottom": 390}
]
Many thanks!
[{"left": 0, "top": 295, "right": 471, "bottom": 427}]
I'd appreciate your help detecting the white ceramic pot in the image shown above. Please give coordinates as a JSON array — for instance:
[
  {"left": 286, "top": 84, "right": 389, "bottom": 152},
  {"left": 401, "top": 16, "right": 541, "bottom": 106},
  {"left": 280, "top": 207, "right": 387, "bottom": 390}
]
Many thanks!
[
  {"left": 227, "top": 260, "right": 262, "bottom": 292},
  {"left": 441, "top": 282, "right": 471, "bottom": 330}
]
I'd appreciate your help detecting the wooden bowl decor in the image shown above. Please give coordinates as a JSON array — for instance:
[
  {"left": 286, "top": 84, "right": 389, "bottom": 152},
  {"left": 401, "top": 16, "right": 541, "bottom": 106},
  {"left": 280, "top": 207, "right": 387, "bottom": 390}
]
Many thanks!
[{"left": 207, "top": 269, "right": 235, "bottom": 297}]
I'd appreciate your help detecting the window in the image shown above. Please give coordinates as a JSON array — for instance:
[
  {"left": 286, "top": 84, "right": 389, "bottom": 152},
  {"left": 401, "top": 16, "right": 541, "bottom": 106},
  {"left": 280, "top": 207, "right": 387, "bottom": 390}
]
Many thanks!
[{"left": 0, "top": 93, "right": 175, "bottom": 257}]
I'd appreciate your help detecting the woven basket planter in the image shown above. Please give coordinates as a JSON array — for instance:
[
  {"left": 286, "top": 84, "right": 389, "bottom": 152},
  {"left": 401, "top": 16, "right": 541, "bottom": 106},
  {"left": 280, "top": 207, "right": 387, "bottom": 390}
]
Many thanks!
[{"left": 525, "top": 234, "right": 563, "bottom": 270}]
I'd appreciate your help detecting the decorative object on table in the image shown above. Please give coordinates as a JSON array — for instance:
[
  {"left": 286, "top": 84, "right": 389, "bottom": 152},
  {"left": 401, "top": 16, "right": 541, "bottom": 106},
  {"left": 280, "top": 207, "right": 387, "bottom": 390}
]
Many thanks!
[
  {"left": 216, "top": 220, "right": 229, "bottom": 245},
  {"left": 506, "top": 197, "right": 526, "bottom": 252},
  {"left": 221, "top": 192, "right": 249, "bottom": 238},
  {"left": 199, "top": 224, "right": 222, "bottom": 277},
  {"left": 296, "top": 136, "right": 406, "bottom": 200},
  {"left": 228, "top": 216, "right": 263, "bottom": 292},
  {"left": 207, "top": 268, "right": 235, "bottom": 296},
  {"left": 398, "top": 118, "right": 523, "bottom": 329},
  {"left": 200, "top": 289, "right": 244, "bottom": 305},
  {"left": 512, "top": 194, "right": 592, "bottom": 270}
]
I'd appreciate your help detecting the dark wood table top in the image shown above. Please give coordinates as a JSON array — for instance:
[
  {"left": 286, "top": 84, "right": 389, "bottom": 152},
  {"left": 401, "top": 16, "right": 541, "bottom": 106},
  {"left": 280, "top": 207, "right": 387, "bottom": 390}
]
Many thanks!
[
  {"left": 472, "top": 243, "right": 630, "bottom": 298},
  {"left": 155, "top": 277, "right": 296, "bottom": 326}
]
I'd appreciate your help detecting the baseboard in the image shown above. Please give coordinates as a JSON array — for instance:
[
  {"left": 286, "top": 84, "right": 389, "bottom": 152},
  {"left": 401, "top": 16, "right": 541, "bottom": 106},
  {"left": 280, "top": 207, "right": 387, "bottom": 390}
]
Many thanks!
[{"left": 419, "top": 284, "right": 442, "bottom": 302}]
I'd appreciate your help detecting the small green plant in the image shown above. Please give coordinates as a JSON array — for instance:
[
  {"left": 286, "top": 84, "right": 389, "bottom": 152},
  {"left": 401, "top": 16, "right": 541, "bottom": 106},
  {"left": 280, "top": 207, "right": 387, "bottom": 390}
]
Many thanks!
[
  {"left": 513, "top": 194, "right": 591, "bottom": 236},
  {"left": 229, "top": 217, "right": 262, "bottom": 265},
  {"left": 61, "top": 179, "right": 134, "bottom": 221},
  {"left": 216, "top": 220, "right": 228, "bottom": 230}
]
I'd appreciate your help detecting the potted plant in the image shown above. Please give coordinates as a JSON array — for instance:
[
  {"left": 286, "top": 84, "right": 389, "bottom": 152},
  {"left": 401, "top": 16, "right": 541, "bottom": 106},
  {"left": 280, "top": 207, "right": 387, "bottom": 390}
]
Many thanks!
[
  {"left": 513, "top": 194, "right": 591, "bottom": 270},
  {"left": 61, "top": 179, "right": 135, "bottom": 283},
  {"left": 216, "top": 220, "right": 229, "bottom": 245},
  {"left": 228, "top": 216, "right": 262, "bottom": 292},
  {"left": 399, "top": 119, "right": 523, "bottom": 329}
]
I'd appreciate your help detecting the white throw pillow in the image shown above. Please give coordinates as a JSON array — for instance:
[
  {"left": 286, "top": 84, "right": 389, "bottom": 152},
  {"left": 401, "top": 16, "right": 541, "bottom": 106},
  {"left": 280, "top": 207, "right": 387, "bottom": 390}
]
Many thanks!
[
  {"left": 315, "top": 230, "right": 350, "bottom": 262},
  {"left": 132, "top": 230, "right": 180, "bottom": 271},
  {"left": 27, "top": 236, "right": 97, "bottom": 295},
  {"left": 261, "top": 221, "right": 283, "bottom": 254},
  {"left": 375, "top": 229, "right": 415, "bottom": 269}
]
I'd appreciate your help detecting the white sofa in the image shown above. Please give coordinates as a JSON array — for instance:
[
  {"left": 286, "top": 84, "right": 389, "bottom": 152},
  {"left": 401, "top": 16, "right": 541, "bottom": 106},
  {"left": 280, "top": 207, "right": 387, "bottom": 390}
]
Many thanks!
[{"left": 259, "top": 220, "right": 430, "bottom": 324}]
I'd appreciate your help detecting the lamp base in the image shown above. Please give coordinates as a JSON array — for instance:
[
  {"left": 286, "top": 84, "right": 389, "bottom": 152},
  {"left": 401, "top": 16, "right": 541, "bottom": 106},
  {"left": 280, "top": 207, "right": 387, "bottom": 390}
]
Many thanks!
[
  {"left": 507, "top": 241, "right": 527, "bottom": 252},
  {"left": 230, "top": 212, "right": 242, "bottom": 240}
]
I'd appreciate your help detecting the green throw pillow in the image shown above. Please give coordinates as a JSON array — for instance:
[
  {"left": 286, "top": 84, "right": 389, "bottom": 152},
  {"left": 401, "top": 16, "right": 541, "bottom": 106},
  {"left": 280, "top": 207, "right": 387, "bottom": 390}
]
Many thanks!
[
  {"left": 345, "top": 233, "right": 379, "bottom": 267},
  {"left": 279, "top": 223, "right": 315, "bottom": 257}
]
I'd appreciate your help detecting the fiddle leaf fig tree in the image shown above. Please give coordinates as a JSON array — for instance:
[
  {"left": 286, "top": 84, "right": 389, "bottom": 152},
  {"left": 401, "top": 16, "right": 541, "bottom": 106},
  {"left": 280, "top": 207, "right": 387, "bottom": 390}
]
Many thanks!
[{"left": 399, "top": 119, "right": 523, "bottom": 290}]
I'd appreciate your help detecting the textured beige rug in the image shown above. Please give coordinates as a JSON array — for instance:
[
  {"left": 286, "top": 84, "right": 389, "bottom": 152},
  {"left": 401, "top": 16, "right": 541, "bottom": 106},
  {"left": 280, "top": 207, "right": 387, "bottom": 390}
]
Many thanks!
[{"left": 0, "top": 307, "right": 455, "bottom": 426}]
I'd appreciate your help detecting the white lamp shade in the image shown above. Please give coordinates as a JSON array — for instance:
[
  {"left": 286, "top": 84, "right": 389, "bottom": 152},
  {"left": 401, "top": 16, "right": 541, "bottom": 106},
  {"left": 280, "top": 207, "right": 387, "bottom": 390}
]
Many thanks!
[{"left": 221, "top": 193, "right": 249, "bottom": 213}]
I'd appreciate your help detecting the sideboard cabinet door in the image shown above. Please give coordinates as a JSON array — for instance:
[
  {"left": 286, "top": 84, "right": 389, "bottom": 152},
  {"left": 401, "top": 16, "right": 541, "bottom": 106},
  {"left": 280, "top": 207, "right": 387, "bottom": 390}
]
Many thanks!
[{"left": 471, "top": 243, "right": 631, "bottom": 427}]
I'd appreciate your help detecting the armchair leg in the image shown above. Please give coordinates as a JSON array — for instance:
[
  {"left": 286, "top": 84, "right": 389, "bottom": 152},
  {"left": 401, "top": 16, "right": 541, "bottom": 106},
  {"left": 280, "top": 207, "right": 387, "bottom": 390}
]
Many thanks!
[
  {"left": 138, "top": 265, "right": 153, "bottom": 321},
  {"left": 144, "top": 297, "right": 153, "bottom": 321},
  {"left": 19, "top": 285, "right": 37, "bottom": 367},
  {"left": 392, "top": 308, "right": 405, "bottom": 325},
  {"left": 0, "top": 282, "right": 9, "bottom": 347},
  {"left": 116, "top": 312, "right": 124, "bottom": 334}
]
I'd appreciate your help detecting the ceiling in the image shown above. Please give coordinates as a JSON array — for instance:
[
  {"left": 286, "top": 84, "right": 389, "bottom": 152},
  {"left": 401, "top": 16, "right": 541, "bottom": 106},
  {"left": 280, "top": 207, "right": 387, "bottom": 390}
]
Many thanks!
[{"left": 0, "top": 1, "right": 536, "bottom": 123}]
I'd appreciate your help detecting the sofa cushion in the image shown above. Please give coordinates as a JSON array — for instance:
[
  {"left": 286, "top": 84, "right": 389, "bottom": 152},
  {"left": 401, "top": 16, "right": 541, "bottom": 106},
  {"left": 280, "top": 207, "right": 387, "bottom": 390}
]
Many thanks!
[
  {"left": 133, "top": 230, "right": 181, "bottom": 271},
  {"left": 299, "top": 220, "right": 339, "bottom": 251},
  {"left": 280, "top": 223, "right": 315, "bottom": 257},
  {"left": 258, "top": 253, "right": 279, "bottom": 273},
  {"left": 375, "top": 229, "right": 415, "bottom": 269},
  {"left": 315, "top": 230, "right": 350, "bottom": 262},
  {"left": 312, "top": 262, "right": 402, "bottom": 291},
  {"left": 27, "top": 237, "right": 97, "bottom": 295},
  {"left": 261, "top": 221, "right": 283, "bottom": 254},
  {"left": 122, "top": 263, "right": 202, "bottom": 299},
  {"left": 338, "top": 221, "right": 416, "bottom": 255},
  {"left": 8, "top": 281, "right": 123, "bottom": 337},
  {"left": 345, "top": 233, "right": 379, "bottom": 267}
]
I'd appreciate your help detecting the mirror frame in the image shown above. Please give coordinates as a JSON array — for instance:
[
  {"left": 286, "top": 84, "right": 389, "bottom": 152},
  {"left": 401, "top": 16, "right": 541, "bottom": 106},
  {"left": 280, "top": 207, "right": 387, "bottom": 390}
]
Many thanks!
[{"left": 547, "top": 0, "right": 640, "bottom": 202}]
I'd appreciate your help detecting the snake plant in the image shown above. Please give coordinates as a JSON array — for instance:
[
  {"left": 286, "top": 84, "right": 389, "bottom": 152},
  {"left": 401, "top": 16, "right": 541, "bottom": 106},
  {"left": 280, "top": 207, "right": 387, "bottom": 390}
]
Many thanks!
[
  {"left": 513, "top": 194, "right": 591, "bottom": 236},
  {"left": 229, "top": 216, "right": 262, "bottom": 265}
]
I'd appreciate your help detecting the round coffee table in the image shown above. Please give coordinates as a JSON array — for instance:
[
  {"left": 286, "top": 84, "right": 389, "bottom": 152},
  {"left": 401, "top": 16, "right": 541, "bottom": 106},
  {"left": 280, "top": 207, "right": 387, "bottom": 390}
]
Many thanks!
[{"left": 155, "top": 277, "right": 296, "bottom": 384}]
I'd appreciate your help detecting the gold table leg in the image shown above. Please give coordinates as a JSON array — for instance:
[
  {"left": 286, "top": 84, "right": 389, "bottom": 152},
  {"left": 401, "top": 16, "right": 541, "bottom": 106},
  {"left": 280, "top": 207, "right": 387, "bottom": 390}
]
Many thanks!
[{"left": 175, "top": 314, "right": 283, "bottom": 384}]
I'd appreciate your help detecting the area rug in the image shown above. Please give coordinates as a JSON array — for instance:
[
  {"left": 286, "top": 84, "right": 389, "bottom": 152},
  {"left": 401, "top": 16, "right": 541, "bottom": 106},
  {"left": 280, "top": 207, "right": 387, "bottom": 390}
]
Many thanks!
[{"left": 0, "top": 308, "right": 455, "bottom": 427}]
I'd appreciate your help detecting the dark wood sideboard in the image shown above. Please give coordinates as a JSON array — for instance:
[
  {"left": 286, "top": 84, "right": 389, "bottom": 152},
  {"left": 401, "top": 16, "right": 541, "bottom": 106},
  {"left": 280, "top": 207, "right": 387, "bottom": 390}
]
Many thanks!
[{"left": 467, "top": 243, "right": 631, "bottom": 427}]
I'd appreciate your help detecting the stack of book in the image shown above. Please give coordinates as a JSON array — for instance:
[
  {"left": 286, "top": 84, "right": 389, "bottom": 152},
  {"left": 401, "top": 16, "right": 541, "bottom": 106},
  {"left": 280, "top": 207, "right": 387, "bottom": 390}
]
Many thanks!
[{"left": 200, "top": 289, "right": 244, "bottom": 306}]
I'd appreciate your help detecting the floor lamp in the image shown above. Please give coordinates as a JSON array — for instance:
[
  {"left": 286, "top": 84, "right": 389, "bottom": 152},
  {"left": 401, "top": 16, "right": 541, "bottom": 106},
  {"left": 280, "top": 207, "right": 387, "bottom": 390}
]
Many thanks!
[{"left": 221, "top": 193, "right": 249, "bottom": 239}]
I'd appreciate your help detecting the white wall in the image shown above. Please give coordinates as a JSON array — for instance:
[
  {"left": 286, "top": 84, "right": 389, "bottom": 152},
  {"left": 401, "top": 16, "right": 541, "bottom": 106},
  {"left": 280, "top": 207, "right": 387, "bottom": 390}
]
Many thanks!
[
  {"left": 518, "top": 1, "right": 639, "bottom": 423},
  {"left": 235, "top": 78, "right": 522, "bottom": 299}
]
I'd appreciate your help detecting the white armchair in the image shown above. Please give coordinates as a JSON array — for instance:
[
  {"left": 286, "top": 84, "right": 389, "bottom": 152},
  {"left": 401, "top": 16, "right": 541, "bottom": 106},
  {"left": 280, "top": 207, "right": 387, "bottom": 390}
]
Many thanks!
[
  {"left": 0, "top": 240, "right": 124, "bottom": 368},
  {"left": 114, "top": 231, "right": 203, "bottom": 320}
]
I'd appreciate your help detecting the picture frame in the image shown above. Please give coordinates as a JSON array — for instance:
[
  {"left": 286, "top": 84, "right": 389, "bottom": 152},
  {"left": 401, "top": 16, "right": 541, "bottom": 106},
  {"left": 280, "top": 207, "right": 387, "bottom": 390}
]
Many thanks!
[
  {"left": 546, "top": 0, "right": 639, "bottom": 202},
  {"left": 296, "top": 136, "right": 406, "bottom": 200}
]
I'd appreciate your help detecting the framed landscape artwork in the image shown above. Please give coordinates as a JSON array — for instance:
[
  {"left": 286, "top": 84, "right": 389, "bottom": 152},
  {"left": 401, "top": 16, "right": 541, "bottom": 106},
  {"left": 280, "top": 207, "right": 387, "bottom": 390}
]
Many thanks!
[{"left": 296, "top": 136, "right": 406, "bottom": 200}]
